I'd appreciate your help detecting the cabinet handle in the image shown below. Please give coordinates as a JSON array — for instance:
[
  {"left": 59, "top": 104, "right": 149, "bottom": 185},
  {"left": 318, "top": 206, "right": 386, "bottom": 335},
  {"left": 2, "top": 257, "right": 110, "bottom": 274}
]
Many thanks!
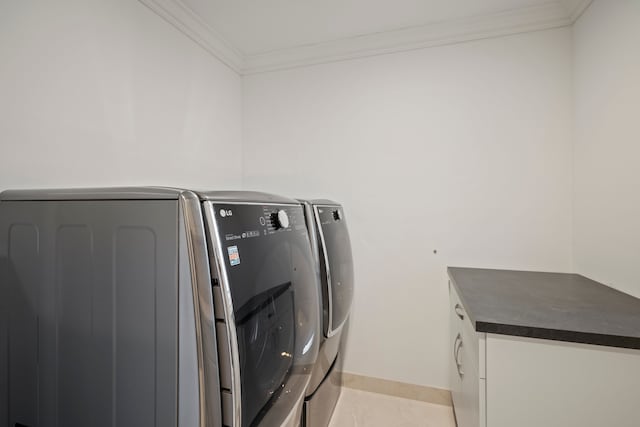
[
  {"left": 453, "top": 333, "right": 461, "bottom": 361},
  {"left": 453, "top": 333, "right": 464, "bottom": 378},
  {"left": 454, "top": 303, "right": 465, "bottom": 320}
]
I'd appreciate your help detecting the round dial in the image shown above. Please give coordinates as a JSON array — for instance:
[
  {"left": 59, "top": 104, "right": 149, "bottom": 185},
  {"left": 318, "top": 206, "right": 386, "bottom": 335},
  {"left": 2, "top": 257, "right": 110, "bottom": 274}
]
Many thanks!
[{"left": 274, "top": 209, "right": 290, "bottom": 229}]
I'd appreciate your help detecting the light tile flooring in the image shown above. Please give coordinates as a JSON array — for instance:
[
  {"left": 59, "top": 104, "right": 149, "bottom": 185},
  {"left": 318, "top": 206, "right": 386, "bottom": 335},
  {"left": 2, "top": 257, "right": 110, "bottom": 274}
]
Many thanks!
[{"left": 328, "top": 388, "right": 456, "bottom": 427}]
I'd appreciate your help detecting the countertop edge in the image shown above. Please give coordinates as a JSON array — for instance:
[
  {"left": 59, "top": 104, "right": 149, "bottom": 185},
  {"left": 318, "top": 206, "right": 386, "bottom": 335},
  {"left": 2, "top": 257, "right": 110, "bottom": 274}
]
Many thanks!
[{"left": 475, "top": 321, "right": 640, "bottom": 350}]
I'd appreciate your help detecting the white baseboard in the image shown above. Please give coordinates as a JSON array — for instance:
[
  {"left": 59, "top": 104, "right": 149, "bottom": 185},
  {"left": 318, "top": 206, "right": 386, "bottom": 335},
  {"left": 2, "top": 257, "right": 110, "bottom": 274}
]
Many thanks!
[{"left": 342, "top": 373, "right": 452, "bottom": 407}]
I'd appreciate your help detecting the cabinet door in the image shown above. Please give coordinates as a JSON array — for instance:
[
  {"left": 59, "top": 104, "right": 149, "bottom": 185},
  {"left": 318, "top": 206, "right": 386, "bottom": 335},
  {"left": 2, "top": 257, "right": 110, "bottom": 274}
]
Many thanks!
[
  {"left": 459, "top": 338, "right": 480, "bottom": 427},
  {"left": 449, "top": 283, "right": 463, "bottom": 422},
  {"left": 450, "top": 282, "right": 485, "bottom": 427}
]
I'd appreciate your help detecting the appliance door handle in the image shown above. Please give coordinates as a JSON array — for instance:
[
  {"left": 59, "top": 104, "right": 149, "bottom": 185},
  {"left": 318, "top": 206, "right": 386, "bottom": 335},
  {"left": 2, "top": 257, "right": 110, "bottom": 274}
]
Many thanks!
[{"left": 454, "top": 304, "right": 465, "bottom": 320}]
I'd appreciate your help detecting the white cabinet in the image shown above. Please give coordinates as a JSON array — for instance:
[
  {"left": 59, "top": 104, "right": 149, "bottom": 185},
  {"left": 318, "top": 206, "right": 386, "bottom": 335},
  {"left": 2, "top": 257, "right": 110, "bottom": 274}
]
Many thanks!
[
  {"left": 449, "top": 282, "right": 640, "bottom": 427},
  {"left": 485, "top": 334, "right": 640, "bottom": 427},
  {"left": 449, "top": 282, "right": 485, "bottom": 427}
]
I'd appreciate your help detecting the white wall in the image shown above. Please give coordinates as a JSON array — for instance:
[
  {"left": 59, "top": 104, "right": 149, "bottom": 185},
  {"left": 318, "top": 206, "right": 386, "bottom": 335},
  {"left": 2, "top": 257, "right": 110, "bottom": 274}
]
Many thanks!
[
  {"left": 0, "top": 0, "right": 582, "bottom": 392},
  {"left": 243, "top": 28, "right": 574, "bottom": 389},
  {"left": 573, "top": 1, "right": 640, "bottom": 299},
  {"left": 0, "top": 0, "right": 242, "bottom": 190}
]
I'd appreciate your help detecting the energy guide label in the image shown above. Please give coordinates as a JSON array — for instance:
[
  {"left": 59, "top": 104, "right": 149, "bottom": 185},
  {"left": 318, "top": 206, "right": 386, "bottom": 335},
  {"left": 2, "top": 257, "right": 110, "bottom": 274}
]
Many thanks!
[{"left": 227, "top": 246, "right": 240, "bottom": 266}]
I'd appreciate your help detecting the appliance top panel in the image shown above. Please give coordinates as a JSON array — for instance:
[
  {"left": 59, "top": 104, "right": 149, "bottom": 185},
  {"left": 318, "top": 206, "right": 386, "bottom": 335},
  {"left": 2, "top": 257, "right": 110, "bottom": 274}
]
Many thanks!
[
  {"left": 0, "top": 187, "right": 186, "bottom": 201},
  {"left": 200, "top": 191, "right": 300, "bottom": 206},
  {"left": 298, "top": 198, "right": 342, "bottom": 208},
  {"left": 0, "top": 189, "right": 301, "bottom": 204}
]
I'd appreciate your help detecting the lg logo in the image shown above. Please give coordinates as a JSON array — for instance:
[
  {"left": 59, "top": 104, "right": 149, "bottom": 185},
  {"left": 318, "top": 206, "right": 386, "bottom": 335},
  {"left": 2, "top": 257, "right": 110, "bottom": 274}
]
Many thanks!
[{"left": 219, "top": 209, "right": 233, "bottom": 218}]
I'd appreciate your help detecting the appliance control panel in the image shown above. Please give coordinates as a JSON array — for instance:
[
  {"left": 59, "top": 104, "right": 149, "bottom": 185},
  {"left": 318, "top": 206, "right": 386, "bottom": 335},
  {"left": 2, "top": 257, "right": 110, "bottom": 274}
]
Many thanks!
[
  {"left": 261, "top": 205, "right": 305, "bottom": 235},
  {"left": 213, "top": 203, "right": 308, "bottom": 244},
  {"left": 316, "top": 205, "right": 344, "bottom": 225}
]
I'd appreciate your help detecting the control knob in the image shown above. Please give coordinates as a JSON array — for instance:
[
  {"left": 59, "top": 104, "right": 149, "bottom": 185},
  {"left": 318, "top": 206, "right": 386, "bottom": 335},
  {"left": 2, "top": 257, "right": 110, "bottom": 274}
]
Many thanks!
[{"left": 273, "top": 209, "right": 290, "bottom": 229}]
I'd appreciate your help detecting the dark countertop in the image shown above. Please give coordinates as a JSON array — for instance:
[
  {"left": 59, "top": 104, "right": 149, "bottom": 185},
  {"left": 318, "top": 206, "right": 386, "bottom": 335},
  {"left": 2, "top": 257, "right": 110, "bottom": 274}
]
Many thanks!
[{"left": 448, "top": 267, "right": 640, "bottom": 350}]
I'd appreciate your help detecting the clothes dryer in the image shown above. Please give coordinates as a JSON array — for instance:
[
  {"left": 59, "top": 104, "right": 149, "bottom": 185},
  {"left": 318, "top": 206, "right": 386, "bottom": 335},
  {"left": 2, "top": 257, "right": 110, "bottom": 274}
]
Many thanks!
[{"left": 299, "top": 200, "right": 354, "bottom": 427}]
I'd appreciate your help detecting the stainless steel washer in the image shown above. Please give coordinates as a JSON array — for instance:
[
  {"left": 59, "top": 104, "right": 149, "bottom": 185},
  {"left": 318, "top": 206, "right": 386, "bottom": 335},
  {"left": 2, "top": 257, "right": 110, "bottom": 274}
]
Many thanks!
[{"left": 0, "top": 188, "right": 321, "bottom": 427}]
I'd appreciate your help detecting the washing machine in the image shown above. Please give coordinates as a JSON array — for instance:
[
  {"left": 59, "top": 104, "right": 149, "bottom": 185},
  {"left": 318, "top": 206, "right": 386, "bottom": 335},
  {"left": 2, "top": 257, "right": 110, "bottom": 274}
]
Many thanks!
[
  {"left": 0, "top": 188, "right": 320, "bottom": 427},
  {"left": 298, "top": 200, "right": 354, "bottom": 427}
]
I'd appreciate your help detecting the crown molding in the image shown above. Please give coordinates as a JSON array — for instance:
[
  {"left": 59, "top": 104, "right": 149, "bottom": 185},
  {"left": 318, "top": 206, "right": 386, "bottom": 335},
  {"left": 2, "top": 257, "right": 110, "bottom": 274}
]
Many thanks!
[
  {"left": 138, "top": 0, "right": 244, "bottom": 73},
  {"left": 243, "top": 2, "right": 576, "bottom": 74},
  {"left": 561, "top": 0, "right": 594, "bottom": 22},
  {"left": 139, "top": 0, "right": 592, "bottom": 76}
]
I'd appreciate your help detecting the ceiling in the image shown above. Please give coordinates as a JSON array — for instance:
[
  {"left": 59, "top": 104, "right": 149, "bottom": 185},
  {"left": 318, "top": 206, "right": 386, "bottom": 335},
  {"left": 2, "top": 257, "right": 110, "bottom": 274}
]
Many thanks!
[{"left": 140, "top": 0, "right": 592, "bottom": 74}]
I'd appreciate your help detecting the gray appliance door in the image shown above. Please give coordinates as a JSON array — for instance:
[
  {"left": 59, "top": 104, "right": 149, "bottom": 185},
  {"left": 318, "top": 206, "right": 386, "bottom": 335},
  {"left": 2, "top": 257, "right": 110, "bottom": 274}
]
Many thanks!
[
  {"left": 0, "top": 200, "right": 179, "bottom": 427},
  {"left": 206, "top": 202, "right": 320, "bottom": 427},
  {"left": 314, "top": 205, "right": 354, "bottom": 337}
]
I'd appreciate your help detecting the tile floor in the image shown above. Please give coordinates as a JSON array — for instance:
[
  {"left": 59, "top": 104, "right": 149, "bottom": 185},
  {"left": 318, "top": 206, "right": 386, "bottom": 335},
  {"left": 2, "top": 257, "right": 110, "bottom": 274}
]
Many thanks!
[{"left": 328, "top": 387, "right": 456, "bottom": 427}]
